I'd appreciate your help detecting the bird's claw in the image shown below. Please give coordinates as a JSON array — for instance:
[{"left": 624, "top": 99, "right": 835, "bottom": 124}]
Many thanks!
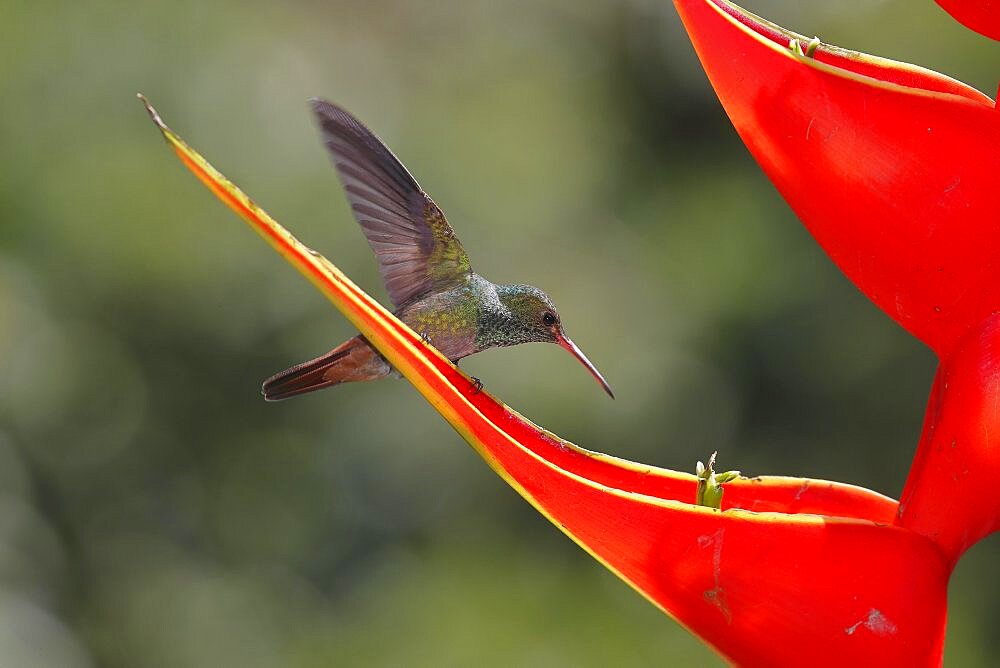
[
  {"left": 471, "top": 376, "right": 483, "bottom": 395},
  {"left": 419, "top": 330, "right": 432, "bottom": 345}
]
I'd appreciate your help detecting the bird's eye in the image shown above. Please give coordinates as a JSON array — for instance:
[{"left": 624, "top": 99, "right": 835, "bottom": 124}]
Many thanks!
[{"left": 542, "top": 312, "right": 557, "bottom": 326}]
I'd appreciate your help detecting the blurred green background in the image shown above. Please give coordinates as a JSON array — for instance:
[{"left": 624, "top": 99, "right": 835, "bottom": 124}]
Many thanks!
[{"left": 1, "top": 0, "right": 997, "bottom": 665}]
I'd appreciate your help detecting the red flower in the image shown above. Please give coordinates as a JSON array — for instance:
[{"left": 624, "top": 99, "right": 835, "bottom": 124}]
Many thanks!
[
  {"left": 673, "top": 0, "right": 1000, "bottom": 563},
  {"left": 141, "top": 2, "right": 998, "bottom": 657}
]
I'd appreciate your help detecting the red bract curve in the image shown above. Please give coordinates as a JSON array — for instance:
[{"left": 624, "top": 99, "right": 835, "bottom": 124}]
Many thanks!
[
  {"left": 141, "top": 97, "right": 953, "bottom": 666},
  {"left": 935, "top": 0, "right": 1000, "bottom": 41},
  {"left": 674, "top": 0, "right": 1000, "bottom": 560},
  {"left": 898, "top": 313, "right": 1000, "bottom": 564},
  {"left": 675, "top": 0, "right": 1000, "bottom": 359}
]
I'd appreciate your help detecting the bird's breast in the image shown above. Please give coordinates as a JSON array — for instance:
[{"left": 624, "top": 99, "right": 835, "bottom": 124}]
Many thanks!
[{"left": 397, "top": 287, "right": 481, "bottom": 361}]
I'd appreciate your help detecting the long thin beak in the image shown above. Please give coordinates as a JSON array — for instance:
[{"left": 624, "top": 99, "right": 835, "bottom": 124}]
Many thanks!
[{"left": 556, "top": 332, "right": 615, "bottom": 399}]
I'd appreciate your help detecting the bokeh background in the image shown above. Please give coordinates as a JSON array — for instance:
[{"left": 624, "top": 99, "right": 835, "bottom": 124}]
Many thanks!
[{"left": 1, "top": 0, "right": 997, "bottom": 665}]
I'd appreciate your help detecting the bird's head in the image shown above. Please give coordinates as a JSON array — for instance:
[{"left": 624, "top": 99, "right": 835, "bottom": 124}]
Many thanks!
[{"left": 498, "top": 284, "right": 615, "bottom": 398}]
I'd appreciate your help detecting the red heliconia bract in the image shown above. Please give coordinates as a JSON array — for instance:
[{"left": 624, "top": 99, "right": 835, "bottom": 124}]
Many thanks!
[
  {"left": 143, "top": 2, "right": 998, "bottom": 660},
  {"left": 899, "top": 314, "right": 1000, "bottom": 564},
  {"left": 678, "top": 0, "right": 1000, "bottom": 360},
  {"left": 673, "top": 0, "right": 1000, "bottom": 564},
  {"left": 934, "top": 0, "right": 1000, "bottom": 41}
]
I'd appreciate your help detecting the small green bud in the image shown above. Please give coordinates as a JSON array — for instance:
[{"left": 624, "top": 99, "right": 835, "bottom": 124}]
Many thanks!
[
  {"left": 805, "top": 36, "right": 821, "bottom": 57},
  {"left": 694, "top": 451, "right": 741, "bottom": 509},
  {"left": 789, "top": 36, "right": 821, "bottom": 59}
]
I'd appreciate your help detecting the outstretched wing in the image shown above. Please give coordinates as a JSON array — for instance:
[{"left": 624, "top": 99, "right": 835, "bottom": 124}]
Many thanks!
[{"left": 311, "top": 99, "right": 472, "bottom": 307}]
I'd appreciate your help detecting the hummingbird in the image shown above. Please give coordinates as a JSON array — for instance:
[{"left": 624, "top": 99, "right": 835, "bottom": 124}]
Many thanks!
[{"left": 262, "top": 99, "right": 614, "bottom": 401}]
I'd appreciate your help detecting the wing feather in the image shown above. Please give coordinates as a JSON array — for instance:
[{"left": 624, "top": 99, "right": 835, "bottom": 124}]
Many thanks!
[{"left": 310, "top": 99, "right": 472, "bottom": 307}]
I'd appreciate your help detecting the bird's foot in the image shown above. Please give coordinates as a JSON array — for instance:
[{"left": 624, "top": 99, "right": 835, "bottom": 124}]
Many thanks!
[
  {"left": 419, "top": 330, "right": 432, "bottom": 345},
  {"left": 470, "top": 376, "right": 483, "bottom": 395}
]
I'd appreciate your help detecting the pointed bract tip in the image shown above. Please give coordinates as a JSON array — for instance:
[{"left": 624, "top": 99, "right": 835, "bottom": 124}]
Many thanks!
[{"left": 136, "top": 93, "right": 170, "bottom": 136}]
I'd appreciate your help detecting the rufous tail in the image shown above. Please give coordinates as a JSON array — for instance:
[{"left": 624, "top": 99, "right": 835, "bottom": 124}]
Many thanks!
[{"left": 262, "top": 336, "right": 390, "bottom": 401}]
